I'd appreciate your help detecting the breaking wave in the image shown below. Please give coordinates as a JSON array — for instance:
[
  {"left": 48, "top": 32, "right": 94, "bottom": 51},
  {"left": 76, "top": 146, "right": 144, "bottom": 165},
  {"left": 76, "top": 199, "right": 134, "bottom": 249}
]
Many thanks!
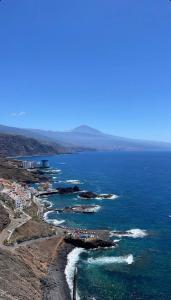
[
  {"left": 65, "top": 180, "right": 82, "bottom": 185},
  {"left": 110, "top": 228, "right": 148, "bottom": 238},
  {"left": 43, "top": 211, "right": 65, "bottom": 226},
  {"left": 65, "top": 248, "right": 85, "bottom": 300},
  {"left": 42, "top": 200, "right": 53, "bottom": 208},
  {"left": 95, "top": 194, "right": 118, "bottom": 200},
  {"left": 78, "top": 193, "right": 118, "bottom": 200},
  {"left": 87, "top": 254, "right": 134, "bottom": 265}
]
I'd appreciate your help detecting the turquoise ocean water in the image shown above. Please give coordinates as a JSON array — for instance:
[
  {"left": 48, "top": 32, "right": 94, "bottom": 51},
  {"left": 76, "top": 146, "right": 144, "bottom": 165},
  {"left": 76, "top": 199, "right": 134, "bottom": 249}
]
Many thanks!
[{"left": 22, "top": 152, "right": 171, "bottom": 300}]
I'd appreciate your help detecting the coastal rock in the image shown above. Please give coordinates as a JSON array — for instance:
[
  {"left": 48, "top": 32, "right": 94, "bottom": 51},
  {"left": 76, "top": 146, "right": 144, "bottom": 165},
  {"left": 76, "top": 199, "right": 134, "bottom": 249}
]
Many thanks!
[
  {"left": 55, "top": 205, "right": 99, "bottom": 214},
  {"left": 64, "top": 237, "right": 114, "bottom": 249},
  {"left": 57, "top": 185, "right": 80, "bottom": 194},
  {"left": 79, "top": 191, "right": 98, "bottom": 199},
  {"left": 79, "top": 191, "right": 113, "bottom": 199}
]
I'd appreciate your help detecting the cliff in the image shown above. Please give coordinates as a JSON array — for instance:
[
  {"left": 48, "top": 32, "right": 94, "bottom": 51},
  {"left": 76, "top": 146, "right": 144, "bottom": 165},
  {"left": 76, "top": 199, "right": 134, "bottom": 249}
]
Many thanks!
[{"left": 0, "top": 133, "right": 66, "bottom": 157}]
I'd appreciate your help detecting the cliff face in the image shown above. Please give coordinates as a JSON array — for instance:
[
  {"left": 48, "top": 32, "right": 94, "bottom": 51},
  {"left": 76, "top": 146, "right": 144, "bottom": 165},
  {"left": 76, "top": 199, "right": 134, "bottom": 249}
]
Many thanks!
[
  {"left": 0, "top": 204, "right": 10, "bottom": 232},
  {"left": 0, "top": 237, "right": 70, "bottom": 300},
  {"left": 0, "top": 248, "right": 42, "bottom": 300},
  {"left": 0, "top": 133, "right": 65, "bottom": 157}
]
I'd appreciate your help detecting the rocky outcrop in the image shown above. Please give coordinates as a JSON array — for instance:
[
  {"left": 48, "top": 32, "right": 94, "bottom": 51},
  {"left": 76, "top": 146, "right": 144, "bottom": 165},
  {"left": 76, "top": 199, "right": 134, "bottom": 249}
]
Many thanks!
[
  {"left": 79, "top": 191, "right": 97, "bottom": 198},
  {"left": 55, "top": 205, "right": 98, "bottom": 214},
  {"left": 79, "top": 191, "right": 113, "bottom": 199},
  {"left": 65, "top": 237, "right": 114, "bottom": 249},
  {"left": 56, "top": 186, "right": 80, "bottom": 194},
  {"left": 0, "top": 204, "right": 10, "bottom": 232}
]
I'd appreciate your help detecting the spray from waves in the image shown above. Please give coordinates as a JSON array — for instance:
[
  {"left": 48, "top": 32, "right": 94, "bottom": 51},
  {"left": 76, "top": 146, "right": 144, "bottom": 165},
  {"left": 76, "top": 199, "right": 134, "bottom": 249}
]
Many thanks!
[
  {"left": 65, "top": 180, "right": 82, "bottom": 185},
  {"left": 65, "top": 248, "right": 85, "bottom": 300},
  {"left": 95, "top": 194, "right": 118, "bottom": 200},
  {"left": 110, "top": 228, "right": 148, "bottom": 238},
  {"left": 43, "top": 211, "right": 65, "bottom": 226},
  {"left": 42, "top": 200, "right": 53, "bottom": 208},
  {"left": 78, "top": 193, "right": 118, "bottom": 200},
  {"left": 84, "top": 205, "right": 101, "bottom": 213},
  {"left": 87, "top": 254, "right": 134, "bottom": 265}
]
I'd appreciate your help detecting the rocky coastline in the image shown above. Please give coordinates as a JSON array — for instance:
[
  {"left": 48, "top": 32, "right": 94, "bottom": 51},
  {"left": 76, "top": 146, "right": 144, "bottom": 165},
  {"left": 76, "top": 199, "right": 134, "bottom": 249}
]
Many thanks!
[
  {"left": 42, "top": 241, "right": 74, "bottom": 300},
  {"left": 0, "top": 158, "right": 118, "bottom": 300}
]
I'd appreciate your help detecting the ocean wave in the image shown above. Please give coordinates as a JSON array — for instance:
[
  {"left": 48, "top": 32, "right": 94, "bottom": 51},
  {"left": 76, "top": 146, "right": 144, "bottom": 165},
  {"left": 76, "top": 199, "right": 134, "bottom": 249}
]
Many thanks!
[
  {"left": 41, "top": 200, "right": 53, "bottom": 208},
  {"left": 95, "top": 194, "right": 118, "bottom": 200},
  {"left": 87, "top": 205, "right": 101, "bottom": 212},
  {"left": 65, "top": 180, "right": 82, "bottom": 185},
  {"left": 87, "top": 254, "right": 134, "bottom": 265},
  {"left": 65, "top": 248, "right": 85, "bottom": 299},
  {"left": 110, "top": 228, "right": 148, "bottom": 238},
  {"left": 43, "top": 211, "right": 65, "bottom": 226}
]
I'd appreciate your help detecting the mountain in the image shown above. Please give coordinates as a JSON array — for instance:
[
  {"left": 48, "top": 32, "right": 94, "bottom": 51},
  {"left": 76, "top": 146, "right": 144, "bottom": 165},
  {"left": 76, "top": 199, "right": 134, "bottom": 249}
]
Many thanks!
[
  {"left": 0, "top": 124, "right": 171, "bottom": 152},
  {"left": 0, "top": 133, "right": 66, "bottom": 157},
  {"left": 71, "top": 125, "right": 102, "bottom": 135},
  {"left": 29, "top": 125, "right": 171, "bottom": 151}
]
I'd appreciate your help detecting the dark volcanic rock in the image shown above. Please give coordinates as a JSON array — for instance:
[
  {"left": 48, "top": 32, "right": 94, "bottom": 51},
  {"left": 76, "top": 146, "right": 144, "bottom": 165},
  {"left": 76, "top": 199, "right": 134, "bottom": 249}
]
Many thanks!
[
  {"left": 79, "top": 191, "right": 113, "bottom": 199},
  {"left": 57, "top": 185, "right": 80, "bottom": 194},
  {"left": 0, "top": 203, "right": 10, "bottom": 232},
  {"left": 79, "top": 191, "right": 98, "bottom": 199},
  {"left": 65, "top": 237, "right": 114, "bottom": 249},
  {"left": 55, "top": 205, "right": 98, "bottom": 214}
]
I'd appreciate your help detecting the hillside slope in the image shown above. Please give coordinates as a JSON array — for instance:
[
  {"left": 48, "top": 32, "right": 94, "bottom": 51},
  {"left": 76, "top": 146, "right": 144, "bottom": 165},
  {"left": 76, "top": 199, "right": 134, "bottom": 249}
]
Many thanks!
[{"left": 0, "top": 133, "right": 65, "bottom": 157}]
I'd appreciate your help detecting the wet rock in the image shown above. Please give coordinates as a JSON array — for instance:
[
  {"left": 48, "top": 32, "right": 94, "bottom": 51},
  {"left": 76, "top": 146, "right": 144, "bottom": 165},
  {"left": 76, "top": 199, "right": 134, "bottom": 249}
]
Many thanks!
[{"left": 56, "top": 185, "right": 80, "bottom": 194}]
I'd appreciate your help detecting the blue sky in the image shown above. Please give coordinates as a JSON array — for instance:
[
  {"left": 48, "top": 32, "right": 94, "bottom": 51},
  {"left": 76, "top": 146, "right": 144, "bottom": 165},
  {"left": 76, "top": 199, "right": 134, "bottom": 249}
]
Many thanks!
[{"left": 0, "top": 0, "right": 171, "bottom": 141}]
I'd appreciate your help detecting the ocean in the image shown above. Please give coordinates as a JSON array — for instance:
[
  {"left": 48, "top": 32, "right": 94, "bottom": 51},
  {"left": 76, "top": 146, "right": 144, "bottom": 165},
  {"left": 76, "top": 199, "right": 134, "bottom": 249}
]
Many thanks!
[{"left": 23, "top": 152, "right": 171, "bottom": 299}]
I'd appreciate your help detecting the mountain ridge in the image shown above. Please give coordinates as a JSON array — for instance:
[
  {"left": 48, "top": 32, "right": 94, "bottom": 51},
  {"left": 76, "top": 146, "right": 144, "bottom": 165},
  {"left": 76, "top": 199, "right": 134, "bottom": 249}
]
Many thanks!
[{"left": 0, "top": 124, "right": 171, "bottom": 152}]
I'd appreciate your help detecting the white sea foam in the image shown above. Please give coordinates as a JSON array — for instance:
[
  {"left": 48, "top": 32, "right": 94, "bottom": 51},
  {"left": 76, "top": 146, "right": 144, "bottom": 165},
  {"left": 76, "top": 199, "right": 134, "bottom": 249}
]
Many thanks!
[
  {"left": 95, "top": 194, "right": 118, "bottom": 200},
  {"left": 87, "top": 254, "right": 134, "bottom": 265},
  {"left": 87, "top": 205, "right": 101, "bottom": 212},
  {"left": 65, "top": 180, "right": 82, "bottom": 185},
  {"left": 65, "top": 248, "right": 85, "bottom": 300},
  {"left": 110, "top": 228, "right": 148, "bottom": 238},
  {"left": 51, "top": 169, "right": 61, "bottom": 173},
  {"left": 83, "top": 205, "right": 101, "bottom": 212},
  {"left": 78, "top": 193, "right": 118, "bottom": 200},
  {"left": 42, "top": 200, "right": 53, "bottom": 208},
  {"left": 43, "top": 211, "right": 65, "bottom": 226}
]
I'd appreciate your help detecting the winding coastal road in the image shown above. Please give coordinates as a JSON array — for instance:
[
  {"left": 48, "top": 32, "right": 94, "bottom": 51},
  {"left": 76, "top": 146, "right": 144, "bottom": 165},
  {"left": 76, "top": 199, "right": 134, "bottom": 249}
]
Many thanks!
[{"left": 0, "top": 199, "right": 31, "bottom": 249}]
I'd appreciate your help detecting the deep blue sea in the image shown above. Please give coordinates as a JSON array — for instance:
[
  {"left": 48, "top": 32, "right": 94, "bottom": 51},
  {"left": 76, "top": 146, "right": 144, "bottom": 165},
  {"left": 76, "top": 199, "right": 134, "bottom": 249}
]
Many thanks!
[{"left": 22, "top": 152, "right": 171, "bottom": 300}]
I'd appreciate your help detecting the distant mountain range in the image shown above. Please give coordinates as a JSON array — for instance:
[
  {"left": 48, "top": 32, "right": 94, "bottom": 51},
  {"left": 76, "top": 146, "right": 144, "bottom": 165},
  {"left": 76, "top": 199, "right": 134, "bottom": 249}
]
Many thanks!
[{"left": 0, "top": 124, "right": 171, "bottom": 153}]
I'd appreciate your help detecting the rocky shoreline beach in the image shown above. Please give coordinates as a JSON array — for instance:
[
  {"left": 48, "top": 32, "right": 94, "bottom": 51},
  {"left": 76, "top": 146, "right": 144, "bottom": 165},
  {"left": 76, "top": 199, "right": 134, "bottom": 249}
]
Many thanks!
[{"left": 42, "top": 241, "right": 74, "bottom": 300}]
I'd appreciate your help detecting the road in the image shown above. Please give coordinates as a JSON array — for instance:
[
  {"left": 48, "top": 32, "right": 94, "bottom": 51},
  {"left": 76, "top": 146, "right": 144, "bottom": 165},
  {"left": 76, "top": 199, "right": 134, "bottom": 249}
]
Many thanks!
[{"left": 0, "top": 200, "right": 31, "bottom": 249}]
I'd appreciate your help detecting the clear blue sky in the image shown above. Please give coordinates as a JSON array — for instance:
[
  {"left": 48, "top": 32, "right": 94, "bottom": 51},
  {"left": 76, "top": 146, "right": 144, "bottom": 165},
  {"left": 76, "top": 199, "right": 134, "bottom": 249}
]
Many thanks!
[{"left": 0, "top": 0, "right": 171, "bottom": 141}]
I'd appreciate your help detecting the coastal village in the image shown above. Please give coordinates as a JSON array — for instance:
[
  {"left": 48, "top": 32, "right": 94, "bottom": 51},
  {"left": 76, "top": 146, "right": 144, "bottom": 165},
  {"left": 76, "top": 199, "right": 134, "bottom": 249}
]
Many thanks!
[
  {"left": 0, "top": 157, "right": 116, "bottom": 300},
  {"left": 0, "top": 163, "right": 114, "bottom": 248}
]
